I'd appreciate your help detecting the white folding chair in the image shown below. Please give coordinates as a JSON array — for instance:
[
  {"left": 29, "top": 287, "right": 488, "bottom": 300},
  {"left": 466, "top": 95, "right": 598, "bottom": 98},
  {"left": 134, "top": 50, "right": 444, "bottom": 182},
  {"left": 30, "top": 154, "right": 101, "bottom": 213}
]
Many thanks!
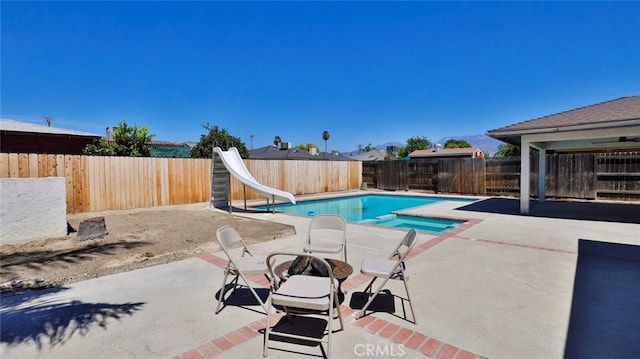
[
  {"left": 263, "top": 253, "right": 344, "bottom": 358},
  {"left": 356, "top": 229, "right": 417, "bottom": 324},
  {"left": 215, "top": 225, "right": 269, "bottom": 314},
  {"left": 303, "top": 215, "right": 347, "bottom": 262}
]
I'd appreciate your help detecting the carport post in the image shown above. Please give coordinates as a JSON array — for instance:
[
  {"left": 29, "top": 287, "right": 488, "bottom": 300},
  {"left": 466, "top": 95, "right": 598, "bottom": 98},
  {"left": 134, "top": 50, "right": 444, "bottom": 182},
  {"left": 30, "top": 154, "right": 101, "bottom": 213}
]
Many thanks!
[
  {"left": 520, "top": 138, "right": 530, "bottom": 214},
  {"left": 537, "top": 148, "right": 546, "bottom": 203}
]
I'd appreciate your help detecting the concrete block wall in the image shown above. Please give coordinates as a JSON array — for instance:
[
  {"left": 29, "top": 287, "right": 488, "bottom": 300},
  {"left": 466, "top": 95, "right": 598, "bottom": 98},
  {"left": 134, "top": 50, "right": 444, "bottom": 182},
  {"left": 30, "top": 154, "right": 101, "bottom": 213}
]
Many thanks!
[{"left": 0, "top": 177, "right": 67, "bottom": 244}]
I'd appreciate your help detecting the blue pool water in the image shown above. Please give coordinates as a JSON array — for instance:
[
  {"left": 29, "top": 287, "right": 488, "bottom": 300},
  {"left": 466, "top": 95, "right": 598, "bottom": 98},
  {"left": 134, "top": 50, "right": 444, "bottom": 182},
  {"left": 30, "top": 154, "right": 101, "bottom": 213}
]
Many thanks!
[
  {"left": 360, "top": 214, "right": 464, "bottom": 233},
  {"left": 256, "top": 194, "right": 473, "bottom": 232}
]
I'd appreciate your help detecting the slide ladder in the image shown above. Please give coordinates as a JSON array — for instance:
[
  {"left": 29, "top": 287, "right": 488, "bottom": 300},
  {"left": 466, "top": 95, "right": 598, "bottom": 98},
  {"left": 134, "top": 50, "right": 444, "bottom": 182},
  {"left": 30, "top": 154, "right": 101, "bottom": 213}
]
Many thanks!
[{"left": 210, "top": 150, "right": 231, "bottom": 209}]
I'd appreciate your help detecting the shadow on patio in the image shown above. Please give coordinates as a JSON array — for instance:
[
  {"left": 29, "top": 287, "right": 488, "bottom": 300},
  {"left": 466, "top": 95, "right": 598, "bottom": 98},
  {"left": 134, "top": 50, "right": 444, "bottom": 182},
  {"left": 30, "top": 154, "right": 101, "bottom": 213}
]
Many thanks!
[
  {"left": 457, "top": 197, "right": 640, "bottom": 224},
  {"left": 0, "top": 287, "right": 145, "bottom": 349},
  {"left": 563, "top": 239, "right": 640, "bottom": 358}
]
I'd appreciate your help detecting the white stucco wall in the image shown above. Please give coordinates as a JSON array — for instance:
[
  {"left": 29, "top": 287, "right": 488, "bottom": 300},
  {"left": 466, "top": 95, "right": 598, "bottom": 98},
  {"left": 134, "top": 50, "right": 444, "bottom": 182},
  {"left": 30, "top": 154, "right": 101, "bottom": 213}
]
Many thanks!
[{"left": 0, "top": 177, "right": 67, "bottom": 244}]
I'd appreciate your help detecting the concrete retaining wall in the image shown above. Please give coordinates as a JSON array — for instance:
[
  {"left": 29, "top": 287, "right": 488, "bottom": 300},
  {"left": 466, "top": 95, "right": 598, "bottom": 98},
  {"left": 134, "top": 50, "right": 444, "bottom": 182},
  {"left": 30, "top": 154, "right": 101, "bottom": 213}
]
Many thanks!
[{"left": 0, "top": 177, "right": 67, "bottom": 244}]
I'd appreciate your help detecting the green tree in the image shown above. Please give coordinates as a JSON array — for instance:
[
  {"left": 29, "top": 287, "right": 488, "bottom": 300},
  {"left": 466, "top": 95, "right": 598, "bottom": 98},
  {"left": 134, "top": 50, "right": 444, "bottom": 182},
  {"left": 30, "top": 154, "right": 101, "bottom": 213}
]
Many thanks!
[
  {"left": 398, "top": 136, "right": 431, "bottom": 158},
  {"left": 363, "top": 143, "right": 374, "bottom": 152},
  {"left": 444, "top": 139, "right": 472, "bottom": 149},
  {"left": 83, "top": 120, "right": 154, "bottom": 157},
  {"left": 494, "top": 143, "right": 520, "bottom": 158},
  {"left": 322, "top": 130, "right": 330, "bottom": 153},
  {"left": 190, "top": 124, "right": 249, "bottom": 158},
  {"left": 296, "top": 143, "right": 320, "bottom": 152}
]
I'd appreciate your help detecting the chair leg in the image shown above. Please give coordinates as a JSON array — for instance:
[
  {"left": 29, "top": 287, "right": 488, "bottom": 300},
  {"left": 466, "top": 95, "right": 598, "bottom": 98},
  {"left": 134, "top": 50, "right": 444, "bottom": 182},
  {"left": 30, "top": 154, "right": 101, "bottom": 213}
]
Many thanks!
[
  {"left": 215, "top": 268, "right": 231, "bottom": 314},
  {"left": 333, "top": 290, "right": 344, "bottom": 331},
  {"left": 357, "top": 276, "right": 391, "bottom": 319},
  {"left": 402, "top": 279, "right": 417, "bottom": 324},
  {"left": 361, "top": 277, "right": 377, "bottom": 297},
  {"left": 326, "top": 291, "right": 332, "bottom": 358},
  {"left": 238, "top": 272, "right": 269, "bottom": 313},
  {"left": 263, "top": 296, "right": 271, "bottom": 357}
]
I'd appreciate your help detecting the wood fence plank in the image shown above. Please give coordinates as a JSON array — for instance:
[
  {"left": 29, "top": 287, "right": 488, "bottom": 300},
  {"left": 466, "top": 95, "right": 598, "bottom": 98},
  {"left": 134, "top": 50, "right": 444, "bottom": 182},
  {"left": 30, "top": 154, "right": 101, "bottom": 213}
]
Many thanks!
[
  {"left": 37, "top": 154, "right": 47, "bottom": 177},
  {"left": 55, "top": 155, "right": 65, "bottom": 177},
  {"left": 128, "top": 157, "right": 135, "bottom": 209},
  {"left": 28, "top": 153, "right": 39, "bottom": 177},
  {"left": 80, "top": 156, "right": 90, "bottom": 212},
  {"left": 98, "top": 156, "right": 106, "bottom": 211},
  {"left": 124, "top": 156, "right": 131, "bottom": 209},
  {"left": 72, "top": 155, "right": 83, "bottom": 212},
  {"left": 88, "top": 156, "right": 97, "bottom": 212},
  {"left": 153, "top": 158, "right": 160, "bottom": 206},
  {"left": 194, "top": 159, "right": 201, "bottom": 202},
  {"left": 162, "top": 158, "right": 169, "bottom": 205},
  {"left": 29, "top": 153, "right": 46, "bottom": 178},
  {"left": 65, "top": 155, "right": 75, "bottom": 213},
  {"left": 133, "top": 157, "right": 140, "bottom": 208},
  {"left": 140, "top": 158, "right": 148, "bottom": 207},
  {"left": 101, "top": 156, "right": 109, "bottom": 211},
  {"left": 18, "top": 154, "right": 29, "bottom": 178},
  {"left": 0, "top": 153, "right": 9, "bottom": 178},
  {"left": 114, "top": 156, "right": 122, "bottom": 210},
  {"left": 184, "top": 159, "right": 192, "bottom": 203},
  {"left": 142, "top": 157, "right": 149, "bottom": 208},
  {"left": 107, "top": 156, "right": 116, "bottom": 210},
  {"left": 8, "top": 154, "right": 19, "bottom": 178}
]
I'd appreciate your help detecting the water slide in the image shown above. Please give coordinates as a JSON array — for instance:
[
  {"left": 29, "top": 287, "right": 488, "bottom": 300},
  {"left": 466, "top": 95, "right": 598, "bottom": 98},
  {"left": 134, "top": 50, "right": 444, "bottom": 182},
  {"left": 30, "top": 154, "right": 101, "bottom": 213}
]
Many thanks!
[{"left": 212, "top": 147, "right": 296, "bottom": 204}]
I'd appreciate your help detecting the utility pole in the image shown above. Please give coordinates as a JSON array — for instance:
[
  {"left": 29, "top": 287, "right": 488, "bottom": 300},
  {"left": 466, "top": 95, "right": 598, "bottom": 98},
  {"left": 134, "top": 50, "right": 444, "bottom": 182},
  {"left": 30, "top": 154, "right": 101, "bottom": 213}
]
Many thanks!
[
  {"left": 44, "top": 116, "right": 53, "bottom": 127},
  {"left": 250, "top": 134, "right": 255, "bottom": 150}
]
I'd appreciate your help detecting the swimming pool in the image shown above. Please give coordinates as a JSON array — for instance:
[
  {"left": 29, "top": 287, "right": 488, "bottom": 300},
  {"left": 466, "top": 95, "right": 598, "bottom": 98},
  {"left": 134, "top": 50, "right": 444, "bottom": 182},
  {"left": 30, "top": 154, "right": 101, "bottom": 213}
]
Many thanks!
[{"left": 256, "top": 194, "right": 473, "bottom": 232}]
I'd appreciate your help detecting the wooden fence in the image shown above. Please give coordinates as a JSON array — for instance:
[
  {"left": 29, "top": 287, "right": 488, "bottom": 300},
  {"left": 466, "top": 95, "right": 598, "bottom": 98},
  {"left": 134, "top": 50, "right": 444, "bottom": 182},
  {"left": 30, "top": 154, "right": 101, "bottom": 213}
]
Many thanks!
[
  {"left": 229, "top": 159, "right": 362, "bottom": 201},
  {"left": 364, "top": 152, "right": 640, "bottom": 201},
  {"left": 0, "top": 153, "right": 362, "bottom": 213}
]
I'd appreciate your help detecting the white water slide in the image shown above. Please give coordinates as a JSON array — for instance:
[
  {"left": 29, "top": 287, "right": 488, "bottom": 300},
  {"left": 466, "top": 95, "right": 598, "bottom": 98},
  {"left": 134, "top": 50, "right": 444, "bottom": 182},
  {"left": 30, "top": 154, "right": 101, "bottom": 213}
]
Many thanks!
[{"left": 212, "top": 147, "right": 296, "bottom": 204}]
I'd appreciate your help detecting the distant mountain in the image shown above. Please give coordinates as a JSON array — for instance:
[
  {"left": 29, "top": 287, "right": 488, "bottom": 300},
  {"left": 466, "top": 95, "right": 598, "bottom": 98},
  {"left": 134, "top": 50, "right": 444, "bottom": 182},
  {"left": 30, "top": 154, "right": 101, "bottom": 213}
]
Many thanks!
[
  {"left": 375, "top": 142, "right": 403, "bottom": 151},
  {"left": 436, "top": 135, "right": 502, "bottom": 155}
]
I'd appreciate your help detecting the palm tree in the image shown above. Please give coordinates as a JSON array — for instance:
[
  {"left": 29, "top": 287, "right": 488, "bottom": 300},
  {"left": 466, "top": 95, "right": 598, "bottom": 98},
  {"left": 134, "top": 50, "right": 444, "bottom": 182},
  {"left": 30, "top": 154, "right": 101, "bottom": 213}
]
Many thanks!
[
  {"left": 273, "top": 135, "right": 281, "bottom": 146},
  {"left": 322, "top": 130, "right": 330, "bottom": 153}
]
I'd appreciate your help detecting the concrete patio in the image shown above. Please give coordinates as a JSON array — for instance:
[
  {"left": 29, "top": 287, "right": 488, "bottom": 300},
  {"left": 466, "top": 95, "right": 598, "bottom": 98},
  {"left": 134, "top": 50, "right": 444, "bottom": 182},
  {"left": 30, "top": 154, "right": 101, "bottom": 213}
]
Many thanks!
[{"left": 1, "top": 194, "right": 639, "bottom": 359}]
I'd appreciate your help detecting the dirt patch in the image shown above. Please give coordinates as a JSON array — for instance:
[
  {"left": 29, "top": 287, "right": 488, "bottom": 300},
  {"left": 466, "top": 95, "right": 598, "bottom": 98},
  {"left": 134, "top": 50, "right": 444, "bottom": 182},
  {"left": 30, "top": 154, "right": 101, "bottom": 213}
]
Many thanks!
[{"left": 0, "top": 203, "right": 295, "bottom": 292}]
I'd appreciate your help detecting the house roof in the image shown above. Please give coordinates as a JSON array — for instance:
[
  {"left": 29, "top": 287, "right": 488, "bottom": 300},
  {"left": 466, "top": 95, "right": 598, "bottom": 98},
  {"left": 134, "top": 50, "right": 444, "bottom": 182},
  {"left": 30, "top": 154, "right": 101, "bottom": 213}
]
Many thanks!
[
  {"left": 487, "top": 96, "right": 640, "bottom": 145},
  {"left": 348, "top": 150, "right": 387, "bottom": 161},
  {"left": 409, "top": 147, "right": 482, "bottom": 158},
  {"left": 249, "top": 145, "right": 321, "bottom": 160},
  {"left": 316, "top": 152, "right": 353, "bottom": 161},
  {"left": 0, "top": 119, "right": 101, "bottom": 137}
]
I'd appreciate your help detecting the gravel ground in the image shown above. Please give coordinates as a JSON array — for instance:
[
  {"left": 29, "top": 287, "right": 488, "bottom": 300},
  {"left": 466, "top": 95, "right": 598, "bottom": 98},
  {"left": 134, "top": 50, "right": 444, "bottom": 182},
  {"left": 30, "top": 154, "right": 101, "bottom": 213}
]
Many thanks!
[{"left": 0, "top": 203, "right": 295, "bottom": 292}]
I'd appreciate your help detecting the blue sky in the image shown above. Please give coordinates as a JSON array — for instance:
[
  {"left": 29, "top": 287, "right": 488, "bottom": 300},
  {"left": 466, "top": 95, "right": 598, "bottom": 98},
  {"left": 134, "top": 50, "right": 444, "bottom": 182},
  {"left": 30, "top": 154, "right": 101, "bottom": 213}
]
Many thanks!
[{"left": 2, "top": 2, "right": 639, "bottom": 152}]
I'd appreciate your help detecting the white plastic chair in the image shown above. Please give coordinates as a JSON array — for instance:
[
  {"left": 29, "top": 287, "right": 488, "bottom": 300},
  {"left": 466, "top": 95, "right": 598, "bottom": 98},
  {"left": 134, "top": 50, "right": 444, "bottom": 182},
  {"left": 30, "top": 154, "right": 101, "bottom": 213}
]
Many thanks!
[
  {"left": 303, "top": 215, "right": 347, "bottom": 262},
  {"left": 263, "top": 252, "right": 344, "bottom": 358},
  {"left": 356, "top": 229, "right": 417, "bottom": 324},
  {"left": 215, "top": 225, "right": 269, "bottom": 314}
]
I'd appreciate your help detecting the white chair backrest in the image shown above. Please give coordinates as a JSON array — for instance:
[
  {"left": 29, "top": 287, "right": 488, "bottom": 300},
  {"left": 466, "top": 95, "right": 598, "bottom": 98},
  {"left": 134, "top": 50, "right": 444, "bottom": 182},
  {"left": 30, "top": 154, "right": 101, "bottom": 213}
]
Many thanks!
[
  {"left": 389, "top": 229, "right": 417, "bottom": 261},
  {"left": 217, "top": 225, "right": 254, "bottom": 259},
  {"left": 309, "top": 215, "right": 346, "bottom": 231}
]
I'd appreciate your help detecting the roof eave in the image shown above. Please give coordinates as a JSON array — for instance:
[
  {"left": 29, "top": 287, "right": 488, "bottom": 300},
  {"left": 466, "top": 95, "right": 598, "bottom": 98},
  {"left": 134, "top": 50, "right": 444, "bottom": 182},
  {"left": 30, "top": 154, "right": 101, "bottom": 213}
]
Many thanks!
[{"left": 487, "top": 119, "right": 640, "bottom": 145}]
